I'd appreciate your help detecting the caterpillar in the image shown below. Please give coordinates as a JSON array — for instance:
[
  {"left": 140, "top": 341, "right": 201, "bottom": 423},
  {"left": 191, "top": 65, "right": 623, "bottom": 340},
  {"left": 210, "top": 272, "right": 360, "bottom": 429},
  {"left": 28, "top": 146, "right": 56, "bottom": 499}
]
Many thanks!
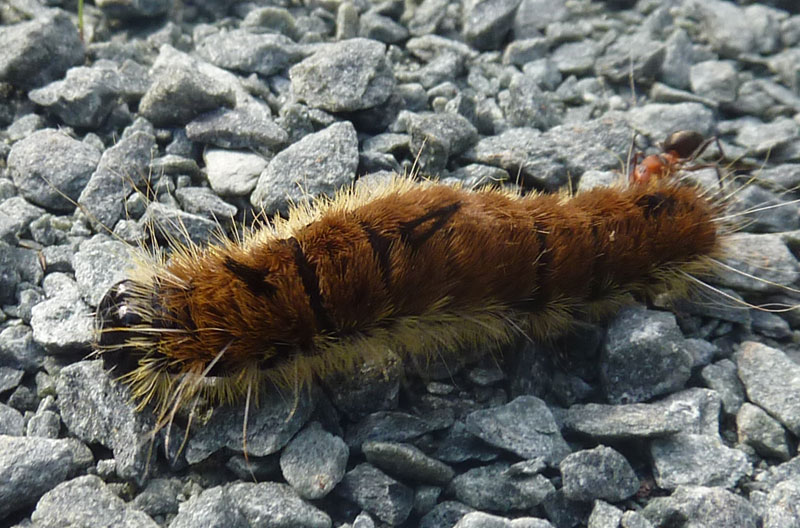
[{"left": 95, "top": 131, "right": 732, "bottom": 435}]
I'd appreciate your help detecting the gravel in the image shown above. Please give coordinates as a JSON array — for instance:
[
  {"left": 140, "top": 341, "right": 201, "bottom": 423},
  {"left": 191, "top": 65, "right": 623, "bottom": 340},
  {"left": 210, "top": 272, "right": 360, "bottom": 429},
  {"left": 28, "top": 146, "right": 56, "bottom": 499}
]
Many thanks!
[{"left": 2, "top": 1, "right": 800, "bottom": 527}]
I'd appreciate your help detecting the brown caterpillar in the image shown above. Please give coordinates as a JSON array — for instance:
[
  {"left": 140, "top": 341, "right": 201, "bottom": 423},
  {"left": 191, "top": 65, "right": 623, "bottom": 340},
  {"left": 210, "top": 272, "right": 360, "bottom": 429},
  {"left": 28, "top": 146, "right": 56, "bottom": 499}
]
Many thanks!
[{"left": 96, "top": 154, "right": 726, "bottom": 429}]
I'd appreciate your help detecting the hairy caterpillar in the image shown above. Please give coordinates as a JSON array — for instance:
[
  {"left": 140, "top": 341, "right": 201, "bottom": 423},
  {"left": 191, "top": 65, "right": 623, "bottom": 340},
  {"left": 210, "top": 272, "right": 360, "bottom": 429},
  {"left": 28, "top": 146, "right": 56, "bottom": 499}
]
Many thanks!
[{"left": 95, "top": 133, "right": 733, "bottom": 435}]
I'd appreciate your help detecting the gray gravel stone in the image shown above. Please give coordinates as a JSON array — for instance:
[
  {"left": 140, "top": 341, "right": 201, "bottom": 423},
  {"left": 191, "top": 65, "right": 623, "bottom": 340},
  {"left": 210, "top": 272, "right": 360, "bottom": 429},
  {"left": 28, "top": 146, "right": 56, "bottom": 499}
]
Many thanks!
[
  {"left": 336, "top": 463, "right": 414, "bottom": 525},
  {"left": 30, "top": 275, "right": 94, "bottom": 355},
  {"left": 0, "top": 365, "right": 23, "bottom": 394},
  {"left": 626, "top": 103, "right": 714, "bottom": 144},
  {"left": 55, "top": 360, "right": 154, "bottom": 483},
  {"left": 132, "top": 478, "right": 183, "bottom": 518},
  {"left": 560, "top": 446, "right": 639, "bottom": 503},
  {"left": 448, "top": 462, "right": 555, "bottom": 512},
  {"left": 204, "top": 148, "right": 269, "bottom": 196},
  {"left": 502, "top": 74, "right": 562, "bottom": 129},
  {"left": 0, "top": 9, "right": 85, "bottom": 90},
  {"left": 689, "top": 60, "right": 738, "bottom": 104},
  {"left": 8, "top": 129, "right": 101, "bottom": 212},
  {"left": 763, "top": 479, "right": 800, "bottom": 528},
  {"left": 0, "top": 403, "right": 24, "bottom": 436},
  {"left": 363, "top": 441, "right": 455, "bottom": 486},
  {"left": 595, "top": 32, "right": 665, "bottom": 85},
  {"left": 642, "top": 485, "right": 758, "bottom": 528},
  {"left": 28, "top": 62, "right": 148, "bottom": 128},
  {"left": 290, "top": 38, "right": 395, "bottom": 112},
  {"left": 280, "top": 421, "right": 348, "bottom": 499},
  {"left": 465, "top": 395, "right": 570, "bottom": 464},
  {"left": 0, "top": 435, "right": 84, "bottom": 520},
  {"left": 734, "top": 117, "right": 799, "bottom": 156},
  {"left": 187, "top": 104, "right": 287, "bottom": 151},
  {"left": 346, "top": 411, "right": 442, "bottom": 450},
  {"left": 250, "top": 121, "right": 358, "bottom": 215},
  {"left": 650, "top": 433, "right": 751, "bottom": 489},
  {"left": 184, "top": 389, "right": 313, "bottom": 464},
  {"left": 700, "top": 359, "right": 744, "bottom": 415},
  {"left": 32, "top": 474, "right": 158, "bottom": 528},
  {"left": 433, "top": 420, "right": 499, "bottom": 464},
  {"left": 78, "top": 130, "right": 156, "bottom": 229},
  {"left": 420, "top": 501, "right": 475, "bottom": 528},
  {"left": 736, "top": 341, "right": 800, "bottom": 436},
  {"left": 454, "top": 512, "right": 554, "bottom": 528},
  {"left": 462, "top": 0, "right": 521, "bottom": 50},
  {"left": 685, "top": 0, "right": 761, "bottom": 58},
  {"left": 737, "top": 402, "right": 792, "bottom": 461},
  {"left": 174, "top": 186, "right": 237, "bottom": 220},
  {"left": 139, "top": 45, "right": 236, "bottom": 127},
  {"left": 171, "top": 481, "right": 331, "bottom": 528},
  {"left": 142, "top": 201, "right": 219, "bottom": 246},
  {"left": 714, "top": 233, "right": 799, "bottom": 293},
  {"left": 96, "top": 0, "right": 170, "bottom": 18},
  {"left": 404, "top": 111, "right": 478, "bottom": 172},
  {"left": 27, "top": 407, "right": 61, "bottom": 439},
  {"left": 587, "top": 500, "right": 623, "bottom": 528},
  {"left": 0, "top": 196, "right": 45, "bottom": 244},
  {"left": 73, "top": 234, "right": 132, "bottom": 307},
  {"left": 0, "top": 324, "right": 46, "bottom": 372},
  {"left": 601, "top": 307, "right": 693, "bottom": 404},
  {"left": 196, "top": 29, "right": 301, "bottom": 76},
  {"left": 726, "top": 184, "right": 800, "bottom": 234},
  {"left": 751, "top": 310, "right": 793, "bottom": 340},
  {"left": 513, "top": 0, "right": 566, "bottom": 38},
  {"left": 359, "top": 12, "right": 409, "bottom": 44}
]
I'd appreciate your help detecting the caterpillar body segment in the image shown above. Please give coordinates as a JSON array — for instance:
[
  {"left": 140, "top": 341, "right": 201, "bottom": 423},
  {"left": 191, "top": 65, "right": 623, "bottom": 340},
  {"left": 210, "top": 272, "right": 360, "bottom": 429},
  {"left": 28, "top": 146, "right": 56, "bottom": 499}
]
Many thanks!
[{"left": 96, "top": 174, "right": 723, "bottom": 419}]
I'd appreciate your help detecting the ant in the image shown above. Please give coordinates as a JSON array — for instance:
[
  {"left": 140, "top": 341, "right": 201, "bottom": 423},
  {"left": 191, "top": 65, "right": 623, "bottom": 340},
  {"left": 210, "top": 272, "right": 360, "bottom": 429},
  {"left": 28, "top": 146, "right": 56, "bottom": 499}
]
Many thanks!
[{"left": 630, "top": 130, "right": 725, "bottom": 185}]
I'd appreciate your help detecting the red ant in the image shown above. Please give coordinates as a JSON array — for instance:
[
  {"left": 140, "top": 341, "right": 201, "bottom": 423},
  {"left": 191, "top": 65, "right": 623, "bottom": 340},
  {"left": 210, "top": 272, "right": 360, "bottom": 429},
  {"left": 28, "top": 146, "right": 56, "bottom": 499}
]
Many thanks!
[{"left": 630, "top": 130, "right": 724, "bottom": 185}]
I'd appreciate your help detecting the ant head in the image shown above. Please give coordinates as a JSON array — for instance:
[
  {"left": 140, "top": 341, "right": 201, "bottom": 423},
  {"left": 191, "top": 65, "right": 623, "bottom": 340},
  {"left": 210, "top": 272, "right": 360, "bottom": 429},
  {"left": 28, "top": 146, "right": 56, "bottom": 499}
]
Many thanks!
[{"left": 661, "top": 130, "right": 706, "bottom": 159}]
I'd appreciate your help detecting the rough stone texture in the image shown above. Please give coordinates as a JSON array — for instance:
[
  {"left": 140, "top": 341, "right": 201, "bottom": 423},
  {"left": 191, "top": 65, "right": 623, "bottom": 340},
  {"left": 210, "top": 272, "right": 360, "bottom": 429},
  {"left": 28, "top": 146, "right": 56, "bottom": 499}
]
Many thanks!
[
  {"left": 650, "top": 433, "right": 751, "bottom": 490},
  {"left": 454, "top": 511, "right": 554, "bottom": 528},
  {"left": 142, "top": 202, "right": 219, "bottom": 247},
  {"left": 196, "top": 29, "right": 301, "bottom": 76},
  {"left": 0, "top": 435, "right": 84, "bottom": 520},
  {"left": 73, "top": 234, "right": 134, "bottom": 307},
  {"left": 203, "top": 148, "right": 269, "bottom": 196},
  {"left": 0, "top": 9, "right": 85, "bottom": 90},
  {"left": 587, "top": 500, "right": 623, "bottom": 528},
  {"left": 30, "top": 274, "right": 94, "bottom": 354},
  {"left": 280, "top": 422, "right": 349, "bottom": 499},
  {"left": 642, "top": 485, "right": 758, "bottom": 528},
  {"left": 55, "top": 361, "right": 154, "bottom": 483},
  {"left": 96, "top": 0, "right": 170, "bottom": 18},
  {"left": 8, "top": 129, "right": 101, "bottom": 212},
  {"left": 187, "top": 104, "right": 287, "bottom": 151},
  {"left": 363, "top": 441, "right": 455, "bottom": 486},
  {"left": 345, "top": 411, "right": 442, "bottom": 449},
  {"left": 560, "top": 446, "right": 639, "bottom": 503},
  {"left": 184, "top": 390, "right": 314, "bottom": 464},
  {"left": 170, "top": 482, "right": 331, "bottom": 528},
  {"left": 31, "top": 475, "right": 158, "bottom": 528},
  {"left": 715, "top": 234, "right": 800, "bottom": 294},
  {"left": 336, "top": 463, "right": 414, "bottom": 525},
  {"left": 29, "top": 62, "right": 149, "bottom": 128},
  {"left": 737, "top": 402, "right": 792, "bottom": 461},
  {"left": 763, "top": 479, "right": 800, "bottom": 528},
  {"left": 465, "top": 395, "right": 570, "bottom": 464},
  {"left": 290, "top": 38, "right": 395, "bottom": 112},
  {"left": 250, "top": 121, "right": 358, "bottom": 215},
  {"left": 78, "top": 129, "right": 156, "bottom": 230},
  {"left": 600, "top": 307, "right": 693, "bottom": 404},
  {"left": 462, "top": 0, "right": 522, "bottom": 50},
  {"left": 139, "top": 45, "right": 236, "bottom": 127},
  {"left": 448, "top": 462, "right": 555, "bottom": 512},
  {"left": 736, "top": 341, "right": 800, "bottom": 436}
]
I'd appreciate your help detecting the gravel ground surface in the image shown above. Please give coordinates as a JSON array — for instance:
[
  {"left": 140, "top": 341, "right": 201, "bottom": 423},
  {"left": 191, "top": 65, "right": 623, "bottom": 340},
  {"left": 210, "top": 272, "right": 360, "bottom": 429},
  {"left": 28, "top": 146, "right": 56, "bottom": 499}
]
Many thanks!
[{"left": 1, "top": 0, "right": 800, "bottom": 527}]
